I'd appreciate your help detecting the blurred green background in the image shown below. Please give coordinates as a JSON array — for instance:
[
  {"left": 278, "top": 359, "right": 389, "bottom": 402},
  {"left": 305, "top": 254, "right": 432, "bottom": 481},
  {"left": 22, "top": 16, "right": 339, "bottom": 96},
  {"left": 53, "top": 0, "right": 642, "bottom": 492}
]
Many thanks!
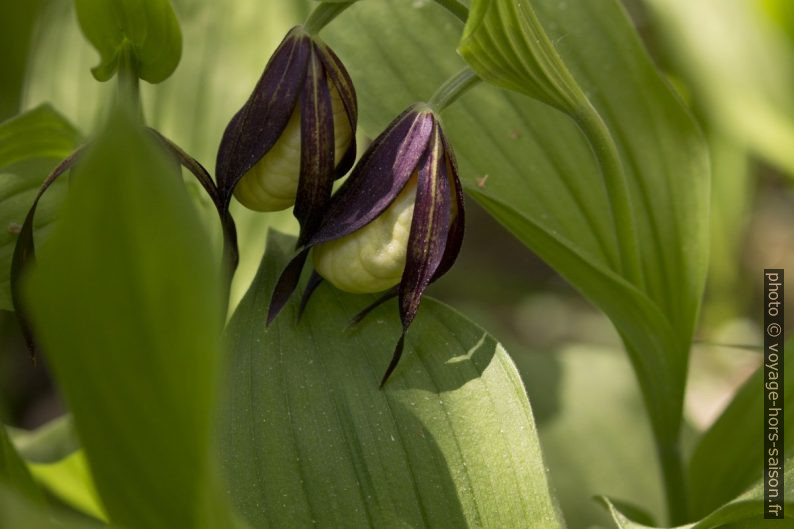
[{"left": 1, "top": 0, "right": 793, "bottom": 527}]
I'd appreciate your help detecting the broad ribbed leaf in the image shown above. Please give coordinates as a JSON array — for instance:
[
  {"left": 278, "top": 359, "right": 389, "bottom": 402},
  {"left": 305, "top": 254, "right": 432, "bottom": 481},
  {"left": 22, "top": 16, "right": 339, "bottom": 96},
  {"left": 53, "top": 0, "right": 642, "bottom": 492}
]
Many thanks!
[
  {"left": 0, "top": 104, "right": 81, "bottom": 310},
  {"left": 688, "top": 341, "right": 793, "bottom": 518},
  {"left": 23, "top": 109, "right": 236, "bottom": 529},
  {"left": 323, "top": 0, "right": 708, "bottom": 475},
  {"left": 74, "top": 0, "right": 182, "bottom": 82},
  {"left": 604, "top": 456, "right": 794, "bottom": 528},
  {"left": 220, "top": 230, "right": 564, "bottom": 529}
]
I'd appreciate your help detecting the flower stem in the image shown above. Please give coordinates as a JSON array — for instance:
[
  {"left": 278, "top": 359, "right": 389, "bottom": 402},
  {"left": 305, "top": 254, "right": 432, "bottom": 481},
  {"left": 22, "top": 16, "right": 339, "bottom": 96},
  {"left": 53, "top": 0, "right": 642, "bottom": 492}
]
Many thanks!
[
  {"left": 572, "top": 102, "right": 644, "bottom": 287},
  {"left": 116, "top": 45, "right": 143, "bottom": 122},
  {"left": 428, "top": 68, "right": 480, "bottom": 113},
  {"left": 657, "top": 437, "right": 688, "bottom": 525},
  {"left": 304, "top": 2, "right": 354, "bottom": 35},
  {"left": 432, "top": 0, "right": 469, "bottom": 23}
]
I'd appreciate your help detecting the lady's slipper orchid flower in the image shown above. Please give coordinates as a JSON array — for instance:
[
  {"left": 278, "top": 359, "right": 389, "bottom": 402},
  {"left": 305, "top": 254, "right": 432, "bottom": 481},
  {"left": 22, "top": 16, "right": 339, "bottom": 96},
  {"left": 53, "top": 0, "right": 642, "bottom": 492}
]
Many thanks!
[
  {"left": 216, "top": 26, "right": 357, "bottom": 242},
  {"left": 268, "top": 105, "right": 465, "bottom": 386}
]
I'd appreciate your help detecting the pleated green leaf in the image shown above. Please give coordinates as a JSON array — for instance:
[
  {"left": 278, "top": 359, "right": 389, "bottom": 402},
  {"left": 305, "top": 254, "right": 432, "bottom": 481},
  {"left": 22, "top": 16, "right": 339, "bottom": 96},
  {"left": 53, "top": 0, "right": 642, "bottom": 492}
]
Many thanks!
[
  {"left": 23, "top": 108, "right": 237, "bottom": 529},
  {"left": 0, "top": 104, "right": 81, "bottom": 310},
  {"left": 323, "top": 0, "right": 708, "bottom": 471},
  {"left": 459, "top": 0, "right": 585, "bottom": 113},
  {"left": 74, "top": 0, "right": 182, "bottom": 82},
  {"left": 219, "top": 230, "right": 564, "bottom": 529}
]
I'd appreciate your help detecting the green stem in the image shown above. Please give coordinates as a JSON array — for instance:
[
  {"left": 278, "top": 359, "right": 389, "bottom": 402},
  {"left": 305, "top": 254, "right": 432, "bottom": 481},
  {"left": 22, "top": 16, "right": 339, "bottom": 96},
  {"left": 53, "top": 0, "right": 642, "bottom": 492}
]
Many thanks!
[
  {"left": 428, "top": 68, "right": 480, "bottom": 113},
  {"left": 572, "top": 102, "right": 644, "bottom": 287},
  {"left": 304, "top": 2, "right": 354, "bottom": 35},
  {"left": 116, "top": 45, "right": 142, "bottom": 122},
  {"left": 432, "top": 0, "right": 468, "bottom": 23},
  {"left": 657, "top": 438, "right": 688, "bottom": 525}
]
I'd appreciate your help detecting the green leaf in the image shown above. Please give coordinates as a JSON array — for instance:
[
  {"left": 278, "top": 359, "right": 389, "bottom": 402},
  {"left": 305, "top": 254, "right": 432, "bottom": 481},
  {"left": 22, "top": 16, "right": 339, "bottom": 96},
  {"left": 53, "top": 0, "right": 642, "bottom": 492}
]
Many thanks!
[
  {"left": 323, "top": 0, "right": 708, "bottom": 489},
  {"left": 23, "top": 108, "right": 236, "bottom": 529},
  {"left": 458, "top": 0, "right": 585, "bottom": 114},
  {"left": 8, "top": 417, "right": 103, "bottom": 519},
  {"left": 220, "top": 230, "right": 564, "bottom": 529},
  {"left": 0, "top": 104, "right": 81, "bottom": 168},
  {"left": 0, "top": 104, "right": 81, "bottom": 311},
  {"left": 603, "top": 455, "right": 794, "bottom": 528},
  {"left": 0, "top": 483, "right": 104, "bottom": 529},
  {"left": 7, "top": 415, "right": 79, "bottom": 464},
  {"left": 687, "top": 341, "right": 793, "bottom": 518},
  {"left": 28, "top": 451, "right": 107, "bottom": 521},
  {"left": 1, "top": 421, "right": 44, "bottom": 505},
  {"left": 74, "top": 0, "right": 182, "bottom": 83},
  {"left": 0, "top": 0, "right": 44, "bottom": 120},
  {"left": 646, "top": 0, "right": 794, "bottom": 176}
]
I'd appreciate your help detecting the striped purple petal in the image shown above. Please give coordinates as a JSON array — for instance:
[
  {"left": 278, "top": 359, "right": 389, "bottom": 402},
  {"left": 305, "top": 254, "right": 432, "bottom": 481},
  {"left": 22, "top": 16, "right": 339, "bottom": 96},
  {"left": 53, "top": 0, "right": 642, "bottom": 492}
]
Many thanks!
[
  {"left": 308, "top": 108, "right": 434, "bottom": 245},
  {"left": 267, "top": 108, "right": 434, "bottom": 324},
  {"left": 381, "top": 122, "right": 452, "bottom": 386},
  {"left": 215, "top": 27, "right": 311, "bottom": 206},
  {"left": 294, "top": 45, "right": 336, "bottom": 246},
  {"left": 315, "top": 40, "right": 358, "bottom": 179},
  {"left": 432, "top": 132, "right": 465, "bottom": 280}
]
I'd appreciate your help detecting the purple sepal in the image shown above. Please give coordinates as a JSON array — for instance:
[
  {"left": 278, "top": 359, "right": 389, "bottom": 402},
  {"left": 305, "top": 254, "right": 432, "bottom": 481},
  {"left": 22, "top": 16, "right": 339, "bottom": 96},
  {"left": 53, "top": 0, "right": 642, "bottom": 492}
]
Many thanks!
[
  {"left": 294, "top": 46, "right": 335, "bottom": 247},
  {"left": 315, "top": 41, "right": 358, "bottom": 179},
  {"left": 382, "top": 123, "right": 452, "bottom": 385},
  {"left": 215, "top": 27, "right": 311, "bottom": 206},
  {"left": 267, "top": 248, "right": 310, "bottom": 325},
  {"left": 307, "top": 109, "right": 434, "bottom": 245}
]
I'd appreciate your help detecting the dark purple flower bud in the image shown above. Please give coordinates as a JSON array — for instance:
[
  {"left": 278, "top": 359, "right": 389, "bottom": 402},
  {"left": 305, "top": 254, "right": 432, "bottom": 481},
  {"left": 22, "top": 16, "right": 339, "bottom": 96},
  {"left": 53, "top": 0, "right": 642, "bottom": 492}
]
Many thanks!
[
  {"left": 215, "top": 26, "right": 358, "bottom": 243},
  {"left": 268, "top": 105, "right": 465, "bottom": 386}
]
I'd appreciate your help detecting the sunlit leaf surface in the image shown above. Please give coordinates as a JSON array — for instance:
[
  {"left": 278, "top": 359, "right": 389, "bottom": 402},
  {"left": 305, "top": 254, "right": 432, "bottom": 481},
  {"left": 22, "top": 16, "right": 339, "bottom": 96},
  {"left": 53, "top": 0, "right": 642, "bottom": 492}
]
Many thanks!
[{"left": 220, "top": 230, "right": 564, "bottom": 529}]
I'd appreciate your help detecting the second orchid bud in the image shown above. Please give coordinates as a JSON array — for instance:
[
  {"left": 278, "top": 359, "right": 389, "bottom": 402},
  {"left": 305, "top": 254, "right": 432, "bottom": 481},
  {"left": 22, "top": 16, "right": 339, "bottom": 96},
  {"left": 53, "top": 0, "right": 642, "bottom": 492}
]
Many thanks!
[{"left": 268, "top": 106, "right": 465, "bottom": 385}]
